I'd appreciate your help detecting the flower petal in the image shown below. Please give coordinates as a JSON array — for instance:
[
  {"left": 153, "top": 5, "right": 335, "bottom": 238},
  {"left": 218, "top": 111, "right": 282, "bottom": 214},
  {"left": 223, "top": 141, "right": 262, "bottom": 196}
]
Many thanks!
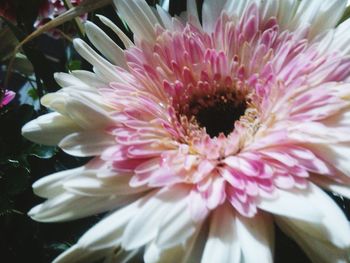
[
  {"left": 85, "top": 21, "right": 127, "bottom": 68},
  {"left": 22, "top": 112, "right": 81, "bottom": 146},
  {"left": 257, "top": 186, "right": 324, "bottom": 222},
  {"left": 201, "top": 203, "right": 241, "bottom": 263},
  {"left": 59, "top": 131, "right": 115, "bottom": 157}
]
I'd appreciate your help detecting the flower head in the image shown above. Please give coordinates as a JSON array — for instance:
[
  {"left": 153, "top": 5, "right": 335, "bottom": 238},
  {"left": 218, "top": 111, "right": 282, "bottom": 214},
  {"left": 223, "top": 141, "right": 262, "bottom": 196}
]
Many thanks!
[{"left": 23, "top": 0, "right": 350, "bottom": 262}]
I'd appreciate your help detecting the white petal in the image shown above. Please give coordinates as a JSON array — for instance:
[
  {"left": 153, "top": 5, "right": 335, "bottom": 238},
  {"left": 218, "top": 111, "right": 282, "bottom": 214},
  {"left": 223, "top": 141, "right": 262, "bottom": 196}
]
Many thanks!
[
  {"left": 22, "top": 112, "right": 80, "bottom": 146},
  {"left": 280, "top": 184, "right": 350, "bottom": 249},
  {"left": 156, "top": 4, "right": 173, "bottom": 30},
  {"left": 73, "top": 39, "right": 125, "bottom": 83},
  {"left": 29, "top": 192, "right": 137, "bottom": 222},
  {"left": 202, "top": 0, "right": 227, "bottom": 33},
  {"left": 236, "top": 212, "right": 274, "bottom": 263},
  {"left": 311, "top": 175, "right": 350, "bottom": 200},
  {"left": 329, "top": 19, "right": 350, "bottom": 55},
  {"left": 187, "top": 0, "right": 201, "bottom": 29},
  {"left": 96, "top": 15, "right": 134, "bottom": 48},
  {"left": 54, "top": 72, "right": 87, "bottom": 88},
  {"left": 201, "top": 204, "right": 240, "bottom": 263},
  {"left": 85, "top": 21, "right": 127, "bottom": 68},
  {"left": 53, "top": 245, "right": 109, "bottom": 263},
  {"left": 77, "top": 199, "right": 144, "bottom": 250},
  {"left": 64, "top": 175, "right": 148, "bottom": 196},
  {"left": 32, "top": 166, "right": 85, "bottom": 198},
  {"left": 276, "top": 217, "right": 350, "bottom": 263},
  {"left": 71, "top": 70, "right": 106, "bottom": 87},
  {"left": 59, "top": 131, "right": 115, "bottom": 157},
  {"left": 260, "top": 0, "right": 279, "bottom": 23},
  {"left": 65, "top": 94, "right": 114, "bottom": 129},
  {"left": 104, "top": 249, "right": 140, "bottom": 263},
  {"left": 306, "top": 142, "right": 350, "bottom": 177},
  {"left": 113, "top": 0, "right": 159, "bottom": 43},
  {"left": 277, "top": 0, "right": 299, "bottom": 30},
  {"left": 257, "top": 187, "right": 324, "bottom": 222},
  {"left": 155, "top": 191, "right": 198, "bottom": 249},
  {"left": 122, "top": 186, "right": 189, "bottom": 250},
  {"left": 224, "top": 0, "right": 252, "bottom": 18},
  {"left": 144, "top": 227, "right": 202, "bottom": 263},
  {"left": 287, "top": 0, "right": 346, "bottom": 39}
]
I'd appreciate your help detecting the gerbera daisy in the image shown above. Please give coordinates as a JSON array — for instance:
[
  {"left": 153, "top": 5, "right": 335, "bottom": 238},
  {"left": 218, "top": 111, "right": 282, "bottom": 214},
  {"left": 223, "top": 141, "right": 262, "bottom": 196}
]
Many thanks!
[{"left": 22, "top": 0, "right": 350, "bottom": 262}]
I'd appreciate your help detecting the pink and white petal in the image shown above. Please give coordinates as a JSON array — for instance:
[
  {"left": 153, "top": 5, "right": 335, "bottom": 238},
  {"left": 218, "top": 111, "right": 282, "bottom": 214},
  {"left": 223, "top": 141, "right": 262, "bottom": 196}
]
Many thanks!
[
  {"left": 28, "top": 193, "right": 138, "bottom": 222},
  {"left": 201, "top": 204, "right": 241, "bottom": 263},
  {"left": 276, "top": 217, "right": 350, "bottom": 263},
  {"left": 236, "top": 212, "right": 274, "bottom": 263},
  {"left": 59, "top": 131, "right": 115, "bottom": 157},
  {"left": 113, "top": 0, "right": 159, "bottom": 43},
  {"left": 22, "top": 112, "right": 81, "bottom": 146}
]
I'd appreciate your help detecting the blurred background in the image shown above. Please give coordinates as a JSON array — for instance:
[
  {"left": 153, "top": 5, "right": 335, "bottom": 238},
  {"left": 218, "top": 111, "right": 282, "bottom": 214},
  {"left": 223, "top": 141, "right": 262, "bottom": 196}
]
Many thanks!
[{"left": 0, "top": 0, "right": 349, "bottom": 262}]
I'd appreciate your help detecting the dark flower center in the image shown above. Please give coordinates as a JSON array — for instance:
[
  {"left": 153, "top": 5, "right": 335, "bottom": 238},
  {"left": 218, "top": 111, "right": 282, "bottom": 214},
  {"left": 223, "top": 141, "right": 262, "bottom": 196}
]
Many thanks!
[{"left": 188, "top": 91, "right": 247, "bottom": 137}]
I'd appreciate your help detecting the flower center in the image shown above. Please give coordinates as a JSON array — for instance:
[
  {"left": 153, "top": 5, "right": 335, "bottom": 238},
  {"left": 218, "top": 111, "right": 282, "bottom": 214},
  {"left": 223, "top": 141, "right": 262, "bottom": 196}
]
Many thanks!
[{"left": 187, "top": 91, "right": 247, "bottom": 137}]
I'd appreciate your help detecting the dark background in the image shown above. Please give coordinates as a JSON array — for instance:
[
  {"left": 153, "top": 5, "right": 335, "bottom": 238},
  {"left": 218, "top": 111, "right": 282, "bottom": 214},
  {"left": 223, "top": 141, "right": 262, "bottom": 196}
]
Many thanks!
[{"left": 0, "top": 0, "right": 349, "bottom": 262}]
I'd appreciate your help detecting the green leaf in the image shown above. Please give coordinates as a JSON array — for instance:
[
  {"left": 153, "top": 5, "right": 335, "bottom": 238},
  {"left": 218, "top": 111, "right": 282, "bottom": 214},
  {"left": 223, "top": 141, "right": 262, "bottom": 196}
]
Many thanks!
[
  {"left": 27, "top": 88, "right": 39, "bottom": 101},
  {"left": 67, "top": 59, "right": 82, "bottom": 71}
]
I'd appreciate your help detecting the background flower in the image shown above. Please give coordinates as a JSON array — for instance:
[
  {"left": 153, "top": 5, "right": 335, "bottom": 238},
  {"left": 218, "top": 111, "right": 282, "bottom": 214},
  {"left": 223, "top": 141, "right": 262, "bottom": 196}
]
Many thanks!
[{"left": 0, "top": 89, "right": 15, "bottom": 107}]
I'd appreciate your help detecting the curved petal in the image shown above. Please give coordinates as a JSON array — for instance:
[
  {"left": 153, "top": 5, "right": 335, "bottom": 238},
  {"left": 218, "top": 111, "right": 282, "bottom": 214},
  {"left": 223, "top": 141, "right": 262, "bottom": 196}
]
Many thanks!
[
  {"left": 236, "top": 212, "right": 274, "bottom": 263},
  {"left": 113, "top": 0, "right": 159, "bottom": 43},
  {"left": 22, "top": 112, "right": 81, "bottom": 146},
  {"left": 59, "top": 131, "right": 115, "bottom": 157},
  {"left": 201, "top": 203, "right": 241, "bottom": 263},
  {"left": 28, "top": 193, "right": 137, "bottom": 222},
  {"left": 85, "top": 21, "right": 127, "bottom": 68},
  {"left": 276, "top": 217, "right": 350, "bottom": 263}
]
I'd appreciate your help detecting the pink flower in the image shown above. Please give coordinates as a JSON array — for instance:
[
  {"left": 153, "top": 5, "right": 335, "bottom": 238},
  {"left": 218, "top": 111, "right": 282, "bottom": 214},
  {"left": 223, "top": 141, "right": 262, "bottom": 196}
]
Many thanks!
[
  {"left": 35, "top": 0, "right": 86, "bottom": 38},
  {"left": 23, "top": 0, "right": 350, "bottom": 262},
  {"left": 0, "top": 90, "right": 15, "bottom": 108}
]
